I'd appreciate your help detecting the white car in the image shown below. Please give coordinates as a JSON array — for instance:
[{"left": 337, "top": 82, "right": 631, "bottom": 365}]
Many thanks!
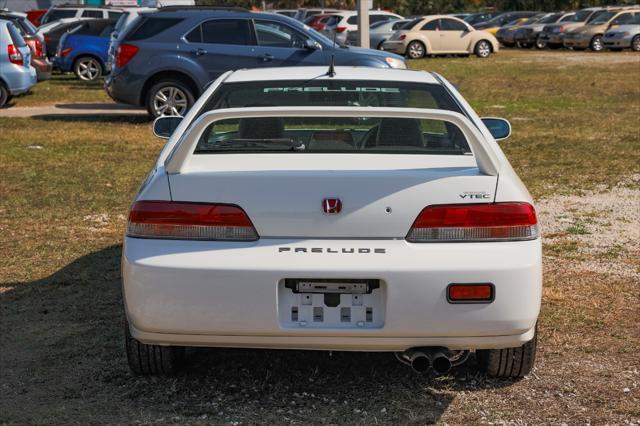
[
  {"left": 323, "top": 10, "right": 404, "bottom": 44},
  {"left": 123, "top": 66, "right": 542, "bottom": 378}
]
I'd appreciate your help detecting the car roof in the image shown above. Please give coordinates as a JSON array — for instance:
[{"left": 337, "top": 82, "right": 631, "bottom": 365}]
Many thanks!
[
  {"left": 0, "top": 11, "right": 27, "bottom": 18},
  {"left": 225, "top": 67, "right": 439, "bottom": 84}
]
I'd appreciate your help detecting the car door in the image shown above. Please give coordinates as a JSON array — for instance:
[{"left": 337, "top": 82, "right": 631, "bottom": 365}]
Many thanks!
[
  {"left": 183, "top": 18, "right": 258, "bottom": 81},
  {"left": 438, "top": 18, "right": 473, "bottom": 52},
  {"left": 252, "top": 19, "right": 327, "bottom": 67},
  {"left": 419, "top": 18, "right": 442, "bottom": 52}
]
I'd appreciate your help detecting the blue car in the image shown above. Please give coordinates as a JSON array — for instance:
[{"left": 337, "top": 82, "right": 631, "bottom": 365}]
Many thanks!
[
  {"left": 0, "top": 19, "right": 37, "bottom": 107},
  {"left": 55, "top": 19, "right": 114, "bottom": 81},
  {"left": 105, "top": 7, "right": 407, "bottom": 117}
]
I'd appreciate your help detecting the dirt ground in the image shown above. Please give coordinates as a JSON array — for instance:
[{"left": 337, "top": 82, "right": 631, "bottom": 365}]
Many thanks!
[{"left": 1, "top": 49, "right": 639, "bottom": 424}]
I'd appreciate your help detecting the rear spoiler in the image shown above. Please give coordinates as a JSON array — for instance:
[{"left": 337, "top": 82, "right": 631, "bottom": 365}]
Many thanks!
[{"left": 165, "top": 107, "right": 501, "bottom": 176}]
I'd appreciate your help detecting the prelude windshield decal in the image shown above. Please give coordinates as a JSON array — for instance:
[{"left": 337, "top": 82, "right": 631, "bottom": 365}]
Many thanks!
[{"left": 263, "top": 87, "right": 401, "bottom": 93}]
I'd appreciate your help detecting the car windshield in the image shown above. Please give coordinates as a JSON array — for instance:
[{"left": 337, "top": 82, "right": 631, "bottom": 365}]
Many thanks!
[
  {"left": 589, "top": 11, "right": 615, "bottom": 24},
  {"left": 194, "top": 116, "right": 471, "bottom": 155},
  {"left": 539, "top": 13, "right": 562, "bottom": 24},
  {"left": 568, "top": 10, "right": 593, "bottom": 22}
]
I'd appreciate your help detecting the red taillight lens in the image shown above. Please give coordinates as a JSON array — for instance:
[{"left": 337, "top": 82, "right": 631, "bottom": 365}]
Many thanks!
[
  {"left": 406, "top": 203, "right": 538, "bottom": 242},
  {"left": 127, "top": 201, "right": 259, "bottom": 241},
  {"left": 7, "top": 44, "right": 23, "bottom": 65},
  {"left": 448, "top": 284, "right": 494, "bottom": 303},
  {"left": 61, "top": 47, "right": 72, "bottom": 57},
  {"left": 336, "top": 27, "right": 347, "bottom": 33},
  {"left": 115, "top": 43, "right": 139, "bottom": 68},
  {"left": 34, "top": 39, "right": 44, "bottom": 58},
  {"left": 399, "top": 34, "right": 407, "bottom": 40}
]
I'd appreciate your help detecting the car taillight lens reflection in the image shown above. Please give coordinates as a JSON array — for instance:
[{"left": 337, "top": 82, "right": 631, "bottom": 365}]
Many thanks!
[
  {"left": 7, "top": 44, "right": 23, "bottom": 65},
  {"left": 34, "top": 39, "right": 44, "bottom": 58},
  {"left": 406, "top": 203, "right": 538, "bottom": 242},
  {"left": 115, "top": 43, "right": 139, "bottom": 68},
  {"left": 127, "top": 201, "right": 259, "bottom": 241}
]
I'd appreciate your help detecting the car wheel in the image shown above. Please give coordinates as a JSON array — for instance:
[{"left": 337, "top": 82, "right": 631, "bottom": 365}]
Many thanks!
[
  {"left": 147, "top": 79, "right": 195, "bottom": 118},
  {"left": 535, "top": 36, "right": 547, "bottom": 49},
  {"left": 125, "top": 320, "right": 185, "bottom": 375},
  {"left": 632, "top": 35, "right": 640, "bottom": 52},
  {"left": 474, "top": 40, "right": 492, "bottom": 58},
  {"left": 590, "top": 35, "right": 604, "bottom": 52},
  {"left": 0, "top": 83, "right": 8, "bottom": 108},
  {"left": 74, "top": 56, "right": 102, "bottom": 81},
  {"left": 476, "top": 326, "right": 537, "bottom": 378},
  {"left": 406, "top": 41, "right": 426, "bottom": 59}
]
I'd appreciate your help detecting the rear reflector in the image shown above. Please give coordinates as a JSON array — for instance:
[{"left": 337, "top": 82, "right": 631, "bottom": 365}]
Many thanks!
[
  {"left": 406, "top": 203, "right": 538, "bottom": 242},
  {"left": 447, "top": 284, "right": 494, "bottom": 303},
  {"left": 127, "top": 201, "right": 259, "bottom": 241},
  {"left": 61, "top": 47, "right": 72, "bottom": 57}
]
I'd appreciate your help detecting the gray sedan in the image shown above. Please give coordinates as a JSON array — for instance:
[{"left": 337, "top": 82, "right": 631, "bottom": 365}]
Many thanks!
[{"left": 346, "top": 19, "right": 411, "bottom": 49}]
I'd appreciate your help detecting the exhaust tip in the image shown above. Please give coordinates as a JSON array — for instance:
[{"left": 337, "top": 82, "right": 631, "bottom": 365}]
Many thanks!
[
  {"left": 431, "top": 354, "right": 452, "bottom": 375},
  {"left": 410, "top": 354, "right": 431, "bottom": 373}
]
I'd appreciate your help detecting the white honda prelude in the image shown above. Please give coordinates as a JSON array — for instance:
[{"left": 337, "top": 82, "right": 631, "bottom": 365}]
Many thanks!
[{"left": 122, "top": 66, "right": 541, "bottom": 378}]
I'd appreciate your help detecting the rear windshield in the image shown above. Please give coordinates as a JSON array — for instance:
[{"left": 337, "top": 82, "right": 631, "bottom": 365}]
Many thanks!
[
  {"left": 201, "top": 80, "right": 463, "bottom": 114},
  {"left": 7, "top": 22, "right": 27, "bottom": 47},
  {"left": 195, "top": 117, "right": 470, "bottom": 155}
]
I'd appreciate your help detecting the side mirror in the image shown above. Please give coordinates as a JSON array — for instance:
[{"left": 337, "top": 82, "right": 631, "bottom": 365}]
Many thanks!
[
  {"left": 482, "top": 117, "right": 511, "bottom": 141},
  {"left": 304, "top": 39, "right": 322, "bottom": 50},
  {"left": 152, "top": 115, "right": 182, "bottom": 139}
]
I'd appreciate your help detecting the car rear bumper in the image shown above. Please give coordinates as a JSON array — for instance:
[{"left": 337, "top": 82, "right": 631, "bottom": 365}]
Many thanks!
[
  {"left": 123, "top": 237, "right": 542, "bottom": 351},
  {"left": 563, "top": 37, "right": 590, "bottom": 48},
  {"left": 539, "top": 33, "right": 564, "bottom": 44},
  {"left": 380, "top": 40, "right": 406, "bottom": 55},
  {"left": 32, "top": 57, "right": 52, "bottom": 81},
  {"left": 104, "top": 70, "right": 142, "bottom": 106}
]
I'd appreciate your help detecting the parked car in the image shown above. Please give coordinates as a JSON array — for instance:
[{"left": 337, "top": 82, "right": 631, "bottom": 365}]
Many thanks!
[
  {"left": 293, "top": 8, "right": 340, "bottom": 22},
  {"left": 474, "top": 12, "right": 540, "bottom": 34},
  {"left": 105, "top": 8, "right": 407, "bottom": 117},
  {"left": 26, "top": 9, "right": 47, "bottom": 27},
  {"left": 323, "top": 10, "right": 403, "bottom": 45},
  {"left": 54, "top": 19, "right": 114, "bottom": 81},
  {"left": 0, "top": 11, "right": 52, "bottom": 80},
  {"left": 268, "top": 10, "right": 297, "bottom": 18},
  {"left": 0, "top": 19, "right": 37, "bottom": 107},
  {"left": 382, "top": 15, "right": 499, "bottom": 59},
  {"left": 306, "top": 14, "right": 338, "bottom": 31},
  {"left": 38, "top": 18, "right": 96, "bottom": 61},
  {"left": 346, "top": 19, "right": 411, "bottom": 49},
  {"left": 539, "top": 7, "right": 606, "bottom": 49},
  {"left": 495, "top": 14, "right": 545, "bottom": 47},
  {"left": 123, "top": 64, "right": 541, "bottom": 379},
  {"left": 563, "top": 9, "right": 639, "bottom": 51},
  {"left": 106, "top": 8, "right": 157, "bottom": 73},
  {"left": 513, "top": 12, "right": 575, "bottom": 49},
  {"left": 603, "top": 12, "right": 640, "bottom": 51},
  {"left": 464, "top": 11, "right": 502, "bottom": 26},
  {"left": 40, "top": 5, "right": 123, "bottom": 26}
]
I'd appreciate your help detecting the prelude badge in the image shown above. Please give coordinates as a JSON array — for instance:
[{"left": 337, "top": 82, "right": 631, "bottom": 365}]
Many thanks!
[{"left": 323, "top": 198, "right": 342, "bottom": 214}]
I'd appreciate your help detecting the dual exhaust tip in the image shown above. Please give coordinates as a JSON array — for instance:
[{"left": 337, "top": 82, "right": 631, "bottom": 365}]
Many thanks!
[{"left": 400, "top": 348, "right": 453, "bottom": 375}]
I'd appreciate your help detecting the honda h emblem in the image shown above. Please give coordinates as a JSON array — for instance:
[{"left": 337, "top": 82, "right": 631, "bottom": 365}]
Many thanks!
[{"left": 323, "top": 198, "right": 342, "bottom": 214}]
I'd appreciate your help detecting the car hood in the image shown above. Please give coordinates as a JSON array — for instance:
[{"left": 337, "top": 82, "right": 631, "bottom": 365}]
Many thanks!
[{"left": 337, "top": 45, "right": 404, "bottom": 61}]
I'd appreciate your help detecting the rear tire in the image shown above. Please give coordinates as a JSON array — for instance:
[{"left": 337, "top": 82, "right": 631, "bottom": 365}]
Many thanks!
[
  {"left": 590, "top": 35, "right": 604, "bottom": 52},
  {"left": 125, "top": 320, "right": 185, "bottom": 376},
  {"left": 146, "top": 78, "right": 195, "bottom": 118},
  {"left": 476, "top": 326, "right": 537, "bottom": 378},
  {"left": 406, "top": 40, "right": 426, "bottom": 59},
  {"left": 0, "top": 83, "right": 8, "bottom": 108},
  {"left": 474, "top": 40, "right": 492, "bottom": 58},
  {"left": 535, "top": 36, "right": 547, "bottom": 49},
  {"left": 631, "top": 35, "right": 640, "bottom": 52},
  {"left": 73, "top": 56, "right": 103, "bottom": 81}
]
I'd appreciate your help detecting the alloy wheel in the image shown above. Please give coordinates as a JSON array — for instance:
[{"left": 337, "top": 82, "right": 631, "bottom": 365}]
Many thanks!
[
  {"left": 476, "top": 41, "right": 491, "bottom": 58},
  {"left": 407, "top": 41, "right": 425, "bottom": 59},
  {"left": 632, "top": 35, "right": 640, "bottom": 52},
  {"left": 76, "top": 58, "right": 101, "bottom": 81},
  {"left": 153, "top": 86, "right": 188, "bottom": 117},
  {"left": 591, "top": 36, "right": 603, "bottom": 52}
]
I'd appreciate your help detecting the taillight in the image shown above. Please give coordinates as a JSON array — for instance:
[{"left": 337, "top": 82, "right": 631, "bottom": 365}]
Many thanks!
[
  {"left": 406, "top": 203, "right": 538, "bottom": 242},
  {"left": 336, "top": 27, "right": 347, "bottom": 33},
  {"left": 115, "top": 43, "right": 139, "bottom": 68},
  {"left": 34, "top": 39, "right": 44, "bottom": 58},
  {"left": 7, "top": 44, "right": 23, "bottom": 65},
  {"left": 559, "top": 26, "right": 565, "bottom": 33},
  {"left": 447, "top": 284, "right": 494, "bottom": 303},
  {"left": 399, "top": 34, "right": 407, "bottom": 40},
  {"left": 61, "top": 47, "right": 73, "bottom": 57},
  {"left": 126, "top": 201, "right": 259, "bottom": 241}
]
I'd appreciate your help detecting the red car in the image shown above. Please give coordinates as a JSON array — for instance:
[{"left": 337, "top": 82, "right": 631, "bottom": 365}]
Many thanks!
[
  {"left": 307, "top": 14, "right": 338, "bottom": 31},
  {"left": 26, "top": 9, "right": 47, "bottom": 27}
]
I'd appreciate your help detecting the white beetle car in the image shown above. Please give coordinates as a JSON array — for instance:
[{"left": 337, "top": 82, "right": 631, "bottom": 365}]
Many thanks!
[{"left": 123, "top": 67, "right": 541, "bottom": 378}]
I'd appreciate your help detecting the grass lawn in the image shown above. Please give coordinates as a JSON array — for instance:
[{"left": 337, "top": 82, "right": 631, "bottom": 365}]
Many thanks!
[{"left": 1, "top": 50, "right": 638, "bottom": 424}]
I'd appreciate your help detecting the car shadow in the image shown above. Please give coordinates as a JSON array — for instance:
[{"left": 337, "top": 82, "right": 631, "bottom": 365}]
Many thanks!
[
  {"left": 33, "top": 114, "right": 151, "bottom": 124},
  {"left": 2, "top": 245, "right": 518, "bottom": 423}
]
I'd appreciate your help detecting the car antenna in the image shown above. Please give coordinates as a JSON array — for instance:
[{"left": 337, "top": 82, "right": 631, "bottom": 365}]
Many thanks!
[{"left": 327, "top": 28, "right": 337, "bottom": 77}]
